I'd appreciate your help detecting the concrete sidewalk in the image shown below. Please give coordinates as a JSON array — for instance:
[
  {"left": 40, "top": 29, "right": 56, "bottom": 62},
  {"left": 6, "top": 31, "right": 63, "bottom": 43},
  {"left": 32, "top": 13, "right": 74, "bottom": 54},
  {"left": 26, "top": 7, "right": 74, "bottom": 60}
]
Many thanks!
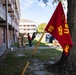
[
  {"left": 12, "top": 46, "right": 51, "bottom": 50},
  {"left": 0, "top": 45, "right": 6, "bottom": 56},
  {"left": 12, "top": 45, "right": 62, "bottom": 51},
  {"left": 0, "top": 44, "right": 62, "bottom": 56}
]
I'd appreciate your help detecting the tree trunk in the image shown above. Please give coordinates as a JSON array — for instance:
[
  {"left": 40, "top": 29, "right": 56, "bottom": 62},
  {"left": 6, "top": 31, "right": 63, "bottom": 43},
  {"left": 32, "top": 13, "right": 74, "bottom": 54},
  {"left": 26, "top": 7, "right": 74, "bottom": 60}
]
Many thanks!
[
  {"left": 66, "top": 0, "right": 76, "bottom": 73},
  {"left": 45, "top": 0, "right": 76, "bottom": 74}
]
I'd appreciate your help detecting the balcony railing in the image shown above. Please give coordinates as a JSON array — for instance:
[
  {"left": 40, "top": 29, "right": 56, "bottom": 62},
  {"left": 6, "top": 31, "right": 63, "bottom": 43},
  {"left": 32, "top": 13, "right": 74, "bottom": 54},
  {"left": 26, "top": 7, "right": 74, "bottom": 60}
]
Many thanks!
[
  {"left": 0, "top": 1, "right": 12, "bottom": 25},
  {"left": 8, "top": 0, "right": 19, "bottom": 22},
  {"left": 0, "top": 1, "right": 6, "bottom": 20},
  {"left": 12, "top": 20, "right": 19, "bottom": 31},
  {"left": 0, "top": 1, "right": 19, "bottom": 32},
  {"left": 8, "top": 13, "right": 12, "bottom": 24},
  {"left": 0, "top": 1, "right": 14, "bottom": 26}
]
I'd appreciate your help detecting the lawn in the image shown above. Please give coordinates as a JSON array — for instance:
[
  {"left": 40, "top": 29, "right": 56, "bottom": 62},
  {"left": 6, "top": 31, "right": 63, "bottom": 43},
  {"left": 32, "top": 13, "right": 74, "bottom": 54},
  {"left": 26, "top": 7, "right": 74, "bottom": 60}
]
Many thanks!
[
  {"left": 0, "top": 40, "right": 62, "bottom": 75},
  {"left": 13, "top": 39, "right": 49, "bottom": 47}
]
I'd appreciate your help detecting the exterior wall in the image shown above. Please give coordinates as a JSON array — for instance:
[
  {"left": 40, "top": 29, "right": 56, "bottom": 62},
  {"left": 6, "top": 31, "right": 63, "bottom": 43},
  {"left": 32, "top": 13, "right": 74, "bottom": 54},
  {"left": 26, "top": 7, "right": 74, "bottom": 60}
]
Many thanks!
[
  {"left": 19, "top": 24, "right": 37, "bottom": 33},
  {"left": 8, "top": 30, "right": 13, "bottom": 41},
  {"left": 0, "top": 27, "right": 13, "bottom": 46},
  {"left": 10, "top": 31, "right": 13, "bottom": 41},
  {"left": 8, "top": 30, "right": 10, "bottom": 42},
  {"left": 0, "top": 0, "right": 20, "bottom": 48},
  {"left": 8, "top": 30, "right": 13, "bottom": 47},
  {"left": 19, "top": 19, "right": 37, "bottom": 37},
  {"left": 0, "top": 27, "right": 3, "bottom": 45},
  {"left": 16, "top": 0, "right": 21, "bottom": 18},
  {"left": 0, "top": 1, "right": 5, "bottom": 20}
]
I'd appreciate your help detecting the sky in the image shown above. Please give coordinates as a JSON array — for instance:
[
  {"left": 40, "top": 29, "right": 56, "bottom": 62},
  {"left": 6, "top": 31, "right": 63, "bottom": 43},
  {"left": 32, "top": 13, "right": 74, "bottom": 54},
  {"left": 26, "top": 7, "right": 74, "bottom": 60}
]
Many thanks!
[{"left": 20, "top": 0, "right": 67, "bottom": 25}]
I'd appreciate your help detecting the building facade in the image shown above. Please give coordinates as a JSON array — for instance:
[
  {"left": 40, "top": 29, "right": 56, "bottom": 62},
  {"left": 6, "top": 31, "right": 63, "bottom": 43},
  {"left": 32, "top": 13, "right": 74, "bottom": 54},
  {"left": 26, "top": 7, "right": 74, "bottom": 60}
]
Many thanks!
[
  {"left": 0, "top": 0, "right": 20, "bottom": 48},
  {"left": 19, "top": 19, "right": 37, "bottom": 37}
]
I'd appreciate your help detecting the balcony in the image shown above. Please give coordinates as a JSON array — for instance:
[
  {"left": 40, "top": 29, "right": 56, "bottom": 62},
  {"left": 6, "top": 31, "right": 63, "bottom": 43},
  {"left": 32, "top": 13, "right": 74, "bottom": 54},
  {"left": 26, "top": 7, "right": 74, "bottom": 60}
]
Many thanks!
[
  {"left": 0, "top": 1, "right": 5, "bottom": 20},
  {"left": 0, "top": 1, "right": 14, "bottom": 27},
  {"left": 8, "top": 13, "right": 12, "bottom": 25},
  {"left": 0, "top": 0, "right": 19, "bottom": 32}
]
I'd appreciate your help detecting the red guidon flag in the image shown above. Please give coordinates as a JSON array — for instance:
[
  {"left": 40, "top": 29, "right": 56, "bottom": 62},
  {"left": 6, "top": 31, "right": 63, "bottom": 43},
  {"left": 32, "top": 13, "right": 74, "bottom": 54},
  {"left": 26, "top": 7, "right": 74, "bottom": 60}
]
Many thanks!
[{"left": 45, "top": 2, "right": 73, "bottom": 56}]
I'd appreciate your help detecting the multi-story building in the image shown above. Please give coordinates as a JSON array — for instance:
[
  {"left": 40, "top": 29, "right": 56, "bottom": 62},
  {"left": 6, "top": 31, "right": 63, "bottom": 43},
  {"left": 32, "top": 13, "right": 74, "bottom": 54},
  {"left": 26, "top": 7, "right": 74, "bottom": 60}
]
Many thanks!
[
  {"left": 0, "top": 0, "right": 20, "bottom": 48},
  {"left": 19, "top": 19, "right": 37, "bottom": 37}
]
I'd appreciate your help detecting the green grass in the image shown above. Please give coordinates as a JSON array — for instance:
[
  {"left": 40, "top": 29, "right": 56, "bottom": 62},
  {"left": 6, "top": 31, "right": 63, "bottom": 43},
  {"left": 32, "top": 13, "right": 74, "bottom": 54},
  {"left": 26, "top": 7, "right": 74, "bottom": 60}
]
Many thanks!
[
  {"left": 13, "top": 39, "right": 49, "bottom": 47},
  {"left": 32, "top": 40, "right": 47, "bottom": 46},
  {"left": 0, "top": 48, "right": 62, "bottom": 75},
  {"left": 0, "top": 38, "right": 62, "bottom": 75},
  {"left": 34, "top": 49, "right": 62, "bottom": 60},
  {"left": 13, "top": 42, "right": 18, "bottom": 47}
]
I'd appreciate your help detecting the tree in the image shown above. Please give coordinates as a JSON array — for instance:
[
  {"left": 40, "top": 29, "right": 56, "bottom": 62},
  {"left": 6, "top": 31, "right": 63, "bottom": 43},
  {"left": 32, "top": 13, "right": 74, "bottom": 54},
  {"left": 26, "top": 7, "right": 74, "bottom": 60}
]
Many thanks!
[
  {"left": 38, "top": 23, "right": 47, "bottom": 32},
  {"left": 39, "top": 0, "right": 76, "bottom": 75},
  {"left": 67, "top": 0, "right": 76, "bottom": 73}
]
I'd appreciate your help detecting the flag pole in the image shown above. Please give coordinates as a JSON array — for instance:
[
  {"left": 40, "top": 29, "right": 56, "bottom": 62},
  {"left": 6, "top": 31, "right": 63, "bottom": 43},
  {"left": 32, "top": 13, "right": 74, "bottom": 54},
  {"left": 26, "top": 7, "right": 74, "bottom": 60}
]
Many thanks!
[{"left": 21, "top": 32, "right": 45, "bottom": 75}]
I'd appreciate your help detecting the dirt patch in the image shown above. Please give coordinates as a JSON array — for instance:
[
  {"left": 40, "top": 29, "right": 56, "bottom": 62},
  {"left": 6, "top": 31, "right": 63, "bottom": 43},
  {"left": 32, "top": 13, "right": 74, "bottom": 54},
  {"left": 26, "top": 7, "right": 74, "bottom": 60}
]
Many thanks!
[
  {"left": 24, "top": 59, "right": 57, "bottom": 75},
  {"left": 17, "top": 53, "right": 25, "bottom": 57}
]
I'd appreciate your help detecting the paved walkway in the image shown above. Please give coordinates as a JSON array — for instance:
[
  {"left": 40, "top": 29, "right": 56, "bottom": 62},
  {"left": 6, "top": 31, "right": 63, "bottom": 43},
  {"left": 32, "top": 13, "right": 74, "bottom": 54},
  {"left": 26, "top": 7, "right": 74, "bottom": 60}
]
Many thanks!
[
  {"left": 0, "top": 46, "right": 6, "bottom": 56},
  {"left": 0, "top": 44, "right": 62, "bottom": 56},
  {"left": 0, "top": 46, "right": 50, "bottom": 56},
  {"left": 13, "top": 46, "right": 51, "bottom": 49},
  {"left": 10, "top": 45, "right": 62, "bottom": 53}
]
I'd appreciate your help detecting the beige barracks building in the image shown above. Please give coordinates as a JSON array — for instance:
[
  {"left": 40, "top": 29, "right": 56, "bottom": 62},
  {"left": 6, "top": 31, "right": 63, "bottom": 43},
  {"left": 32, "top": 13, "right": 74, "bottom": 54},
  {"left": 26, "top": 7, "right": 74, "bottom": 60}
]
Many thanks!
[
  {"left": 19, "top": 19, "right": 37, "bottom": 37},
  {"left": 0, "top": 0, "right": 20, "bottom": 48}
]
